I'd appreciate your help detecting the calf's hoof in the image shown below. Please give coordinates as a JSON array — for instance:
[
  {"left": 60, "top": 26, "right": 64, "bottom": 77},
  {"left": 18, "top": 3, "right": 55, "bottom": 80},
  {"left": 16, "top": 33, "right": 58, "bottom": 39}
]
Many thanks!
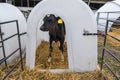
[
  {"left": 61, "top": 54, "right": 64, "bottom": 61},
  {"left": 48, "top": 57, "right": 52, "bottom": 62},
  {"left": 61, "top": 56, "right": 64, "bottom": 61}
]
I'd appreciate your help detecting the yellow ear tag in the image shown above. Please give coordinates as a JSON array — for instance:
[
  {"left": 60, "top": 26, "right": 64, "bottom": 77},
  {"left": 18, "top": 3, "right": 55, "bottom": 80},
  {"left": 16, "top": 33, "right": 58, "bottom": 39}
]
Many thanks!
[{"left": 58, "top": 19, "right": 63, "bottom": 24}]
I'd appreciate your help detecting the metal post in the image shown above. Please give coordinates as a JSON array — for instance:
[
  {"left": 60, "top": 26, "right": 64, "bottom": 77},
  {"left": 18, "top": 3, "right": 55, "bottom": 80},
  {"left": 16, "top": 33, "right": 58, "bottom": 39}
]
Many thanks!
[
  {"left": 27, "top": 0, "right": 29, "bottom": 7},
  {"left": 88, "top": 0, "right": 91, "bottom": 6},
  {"left": 16, "top": 20, "right": 24, "bottom": 70},
  {"left": 0, "top": 24, "right": 8, "bottom": 67},
  {"left": 13, "top": 0, "right": 15, "bottom": 5},
  {"left": 6, "top": 0, "right": 7, "bottom": 3},
  {"left": 97, "top": 12, "right": 100, "bottom": 26},
  {"left": 33, "top": 0, "right": 35, "bottom": 6},
  {"left": 101, "top": 20, "right": 109, "bottom": 70},
  {"left": 21, "top": 0, "right": 23, "bottom": 6},
  {"left": 106, "top": 12, "right": 109, "bottom": 29}
]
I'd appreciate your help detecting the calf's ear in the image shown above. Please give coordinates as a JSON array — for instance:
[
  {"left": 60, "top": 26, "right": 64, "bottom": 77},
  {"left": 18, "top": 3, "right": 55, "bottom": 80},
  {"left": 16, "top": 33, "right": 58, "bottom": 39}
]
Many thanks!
[{"left": 43, "top": 15, "right": 48, "bottom": 21}]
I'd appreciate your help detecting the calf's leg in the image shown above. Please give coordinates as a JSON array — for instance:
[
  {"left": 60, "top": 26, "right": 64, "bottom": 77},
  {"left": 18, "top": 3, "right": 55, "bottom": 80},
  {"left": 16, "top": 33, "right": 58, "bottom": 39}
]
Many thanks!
[
  {"left": 48, "top": 38, "right": 53, "bottom": 62},
  {"left": 59, "top": 41, "right": 64, "bottom": 61}
]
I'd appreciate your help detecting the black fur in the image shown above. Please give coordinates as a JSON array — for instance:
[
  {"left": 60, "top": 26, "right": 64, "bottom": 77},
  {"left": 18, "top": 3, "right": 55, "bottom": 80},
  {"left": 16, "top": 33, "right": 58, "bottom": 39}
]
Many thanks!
[{"left": 40, "top": 14, "right": 66, "bottom": 58}]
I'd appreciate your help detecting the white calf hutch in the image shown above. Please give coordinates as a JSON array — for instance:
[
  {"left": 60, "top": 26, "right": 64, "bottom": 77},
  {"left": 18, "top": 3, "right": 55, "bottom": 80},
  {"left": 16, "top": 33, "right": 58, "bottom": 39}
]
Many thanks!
[
  {"left": 0, "top": 3, "right": 27, "bottom": 64},
  {"left": 95, "top": 0, "right": 120, "bottom": 31},
  {"left": 26, "top": 0, "right": 98, "bottom": 72}
]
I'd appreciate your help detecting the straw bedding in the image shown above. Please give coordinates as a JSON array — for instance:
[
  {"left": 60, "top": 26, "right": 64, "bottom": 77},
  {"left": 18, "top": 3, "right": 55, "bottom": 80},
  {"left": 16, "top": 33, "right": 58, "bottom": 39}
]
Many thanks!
[
  {"left": 35, "top": 41, "right": 68, "bottom": 69},
  {"left": 0, "top": 41, "right": 114, "bottom": 80}
]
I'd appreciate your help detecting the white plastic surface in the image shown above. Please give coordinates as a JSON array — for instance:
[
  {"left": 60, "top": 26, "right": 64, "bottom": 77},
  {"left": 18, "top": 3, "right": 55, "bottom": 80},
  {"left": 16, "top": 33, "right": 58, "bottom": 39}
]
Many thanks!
[
  {"left": 0, "top": 3, "right": 27, "bottom": 63},
  {"left": 26, "top": 0, "right": 97, "bottom": 72},
  {"left": 95, "top": 0, "right": 120, "bottom": 31}
]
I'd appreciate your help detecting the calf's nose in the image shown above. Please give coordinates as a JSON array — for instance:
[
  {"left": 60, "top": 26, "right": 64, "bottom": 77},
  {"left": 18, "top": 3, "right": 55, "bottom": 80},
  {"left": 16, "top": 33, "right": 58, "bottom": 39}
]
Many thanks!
[{"left": 40, "top": 26, "right": 45, "bottom": 31}]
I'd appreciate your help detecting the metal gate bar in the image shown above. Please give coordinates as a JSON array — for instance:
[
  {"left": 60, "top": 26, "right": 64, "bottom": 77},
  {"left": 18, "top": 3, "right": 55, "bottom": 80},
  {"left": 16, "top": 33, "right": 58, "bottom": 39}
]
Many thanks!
[
  {"left": 0, "top": 48, "right": 20, "bottom": 64},
  {"left": 108, "top": 34, "right": 120, "bottom": 42},
  {"left": 0, "top": 33, "right": 18, "bottom": 43},
  {"left": 104, "top": 62, "right": 119, "bottom": 80},
  {"left": 0, "top": 24, "right": 7, "bottom": 67},
  {"left": 101, "top": 19, "right": 120, "bottom": 80},
  {"left": 16, "top": 20, "right": 24, "bottom": 70},
  {"left": 2, "top": 60, "right": 21, "bottom": 80},
  {"left": 104, "top": 48, "right": 120, "bottom": 63},
  {"left": 0, "top": 20, "right": 25, "bottom": 80}
]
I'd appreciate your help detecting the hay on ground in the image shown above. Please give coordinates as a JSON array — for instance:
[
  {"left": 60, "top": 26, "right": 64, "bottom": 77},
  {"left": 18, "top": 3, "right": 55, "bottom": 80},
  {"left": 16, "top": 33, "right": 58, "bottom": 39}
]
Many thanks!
[
  {"left": 35, "top": 41, "right": 68, "bottom": 69},
  {"left": 0, "top": 40, "right": 115, "bottom": 80}
]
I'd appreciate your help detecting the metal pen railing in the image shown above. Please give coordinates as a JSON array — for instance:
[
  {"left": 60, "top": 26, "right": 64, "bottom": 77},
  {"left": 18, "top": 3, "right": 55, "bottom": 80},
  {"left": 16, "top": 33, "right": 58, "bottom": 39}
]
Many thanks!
[
  {"left": 101, "top": 19, "right": 120, "bottom": 80},
  {"left": 0, "top": 20, "right": 26, "bottom": 80}
]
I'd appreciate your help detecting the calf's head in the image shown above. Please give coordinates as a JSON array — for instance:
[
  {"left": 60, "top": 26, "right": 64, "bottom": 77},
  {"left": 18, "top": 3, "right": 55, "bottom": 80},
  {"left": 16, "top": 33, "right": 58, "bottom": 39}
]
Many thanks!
[{"left": 40, "top": 14, "right": 57, "bottom": 31}]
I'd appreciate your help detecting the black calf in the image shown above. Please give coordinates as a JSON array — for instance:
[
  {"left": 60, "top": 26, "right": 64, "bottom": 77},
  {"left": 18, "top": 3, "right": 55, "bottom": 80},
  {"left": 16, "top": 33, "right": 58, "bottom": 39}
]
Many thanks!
[{"left": 40, "top": 14, "right": 66, "bottom": 62}]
